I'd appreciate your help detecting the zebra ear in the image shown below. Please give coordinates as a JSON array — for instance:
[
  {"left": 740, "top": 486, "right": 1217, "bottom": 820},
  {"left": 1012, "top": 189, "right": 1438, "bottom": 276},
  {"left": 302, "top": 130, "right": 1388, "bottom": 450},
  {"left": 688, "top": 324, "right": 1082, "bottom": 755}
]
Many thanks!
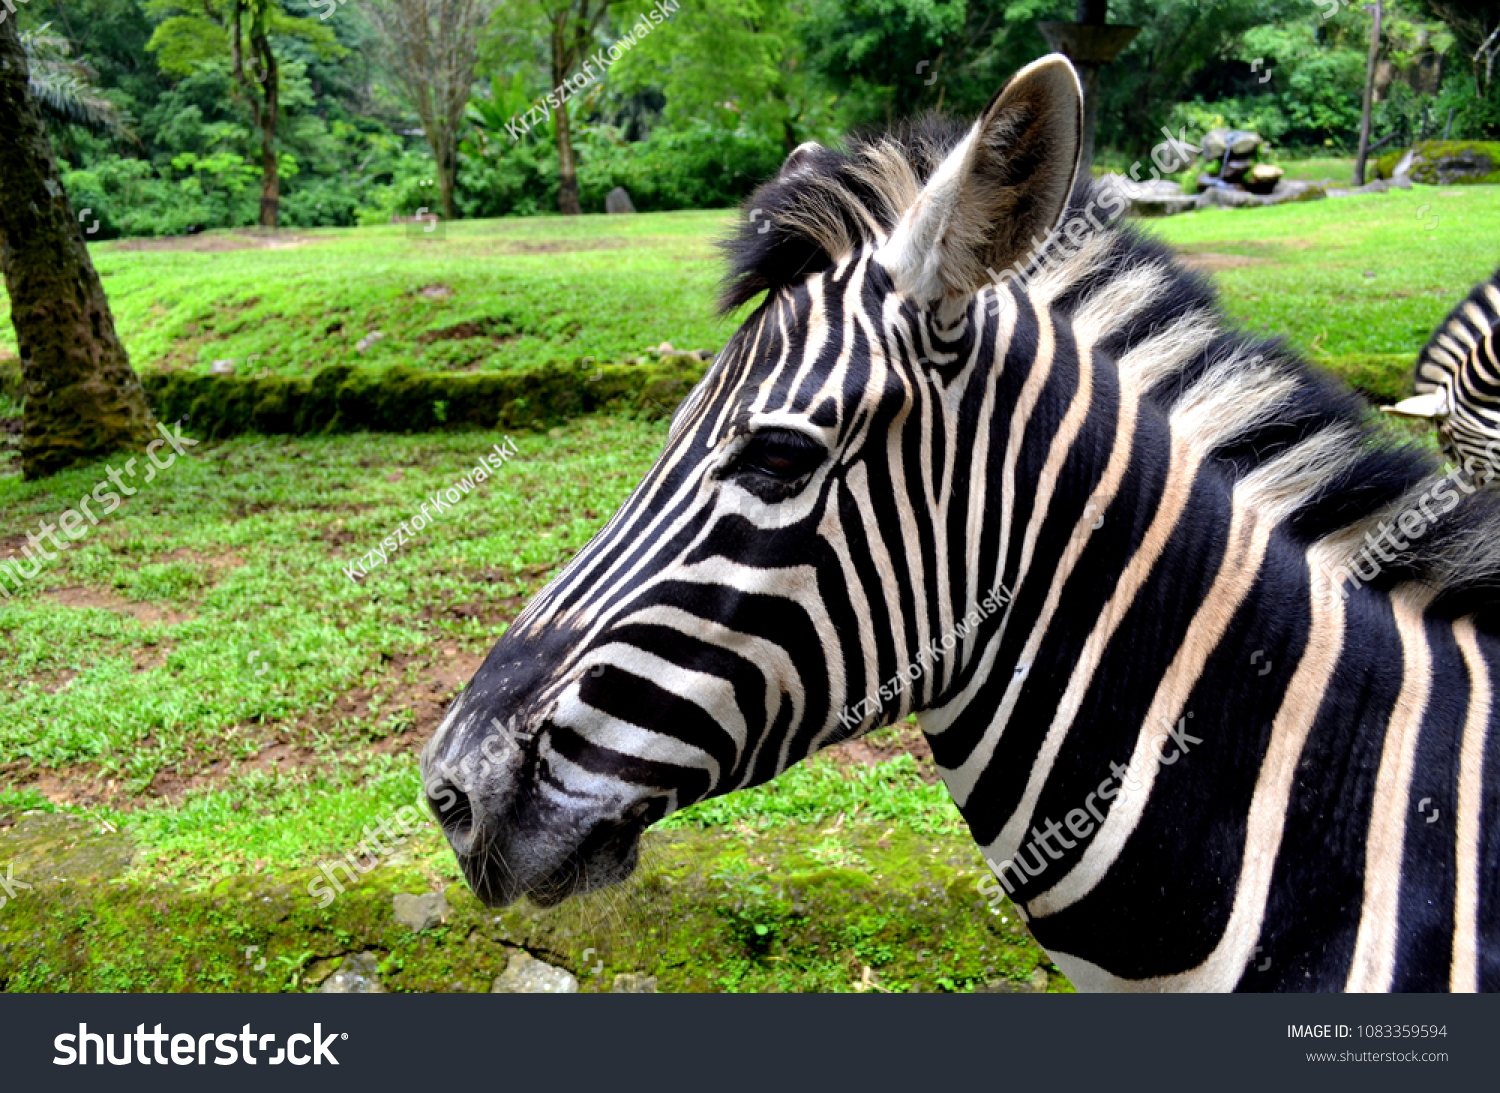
[
  {"left": 878, "top": 54, "right": 1083, "bottom": 312},
  {"left": 1382, "top": 391, "right": 1450, "bottom": 420}
]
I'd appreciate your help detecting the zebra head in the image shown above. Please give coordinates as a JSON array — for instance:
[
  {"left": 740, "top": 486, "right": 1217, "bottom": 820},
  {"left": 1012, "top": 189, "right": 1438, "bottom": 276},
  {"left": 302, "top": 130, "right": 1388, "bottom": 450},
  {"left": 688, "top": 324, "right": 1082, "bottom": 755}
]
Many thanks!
[{"left": 421, "top": 55, "right": 1087, "bottom": 907}]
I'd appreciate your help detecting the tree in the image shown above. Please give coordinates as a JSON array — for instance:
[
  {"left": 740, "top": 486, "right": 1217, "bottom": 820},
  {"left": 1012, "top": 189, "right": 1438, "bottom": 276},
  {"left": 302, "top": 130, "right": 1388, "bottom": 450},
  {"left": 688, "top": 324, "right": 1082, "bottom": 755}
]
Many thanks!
[
  {"left": 366, "top": 0, "right": 495, "bottom": 222},
  {"left": 20, "top": 22, "right": 127, "bottom": 134},
  {"left": 609, "top": 0, "right": 836, "bottom": 153},
  {"left": 542, "top": 0, "right": 612, "bottom": 215},
  {"left": 1355, "top": 0, "right": 1384, "bottom": 186},
  {"left": 146, "top": 0, "right": 342, "bottom": 227},
  {"left": 0, "top": 12, "right": 156, "bottom": 478}
]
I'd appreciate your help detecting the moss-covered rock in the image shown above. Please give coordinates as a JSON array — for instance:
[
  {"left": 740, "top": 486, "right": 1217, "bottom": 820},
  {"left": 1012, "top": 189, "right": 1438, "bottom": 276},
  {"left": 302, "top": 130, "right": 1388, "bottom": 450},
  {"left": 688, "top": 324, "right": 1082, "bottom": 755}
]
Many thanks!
[
  {"left": 1372, "top": 150, "right": 1405, "bottom": 181},
  {"left": 1375, "top": 141, "right": 1500, "bottom": 185},
  {"left": 139, "top": 354, "right": 712, "bottom": 440},
  {"left": 0, "top": 811, "right": 1064, "bottom": 993}
]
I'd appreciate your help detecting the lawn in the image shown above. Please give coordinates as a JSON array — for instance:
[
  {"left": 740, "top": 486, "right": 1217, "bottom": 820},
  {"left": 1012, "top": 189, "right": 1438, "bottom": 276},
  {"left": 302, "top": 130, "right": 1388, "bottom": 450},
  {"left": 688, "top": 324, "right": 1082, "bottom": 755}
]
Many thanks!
[
  {"left": 2, "top": 184, "right": 1495, "bottom": 400},
  {"left": 1149, "top": 183, "right": 1498, "bottom": 399},
  {"left": 2, "top": 185, "right": 1496, "bottom": 993},
  {"left": 0, "top": 211, "right": 742, "bottom": 381},
  {"left": 1274, "top": 154, "right": 1356, "bottom": 186}
]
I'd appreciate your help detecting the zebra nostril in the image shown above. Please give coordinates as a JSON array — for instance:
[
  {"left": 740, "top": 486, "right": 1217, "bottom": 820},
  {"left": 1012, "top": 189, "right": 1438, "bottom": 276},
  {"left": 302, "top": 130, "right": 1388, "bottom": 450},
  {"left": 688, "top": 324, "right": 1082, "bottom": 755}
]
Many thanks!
[{"left": 428, "top": 779, "right": 478, "bottom": 854}]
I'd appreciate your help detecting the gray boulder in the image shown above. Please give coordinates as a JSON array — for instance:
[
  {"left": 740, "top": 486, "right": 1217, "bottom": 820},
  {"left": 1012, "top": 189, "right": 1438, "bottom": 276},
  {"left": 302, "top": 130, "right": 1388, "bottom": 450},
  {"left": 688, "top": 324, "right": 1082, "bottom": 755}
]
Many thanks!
[
  {"left": 319, "top": 952, "right": 387, "bottom": 994},
  {"left": 611, "top": 973, "right": 658, "bottom": 993},
  {"left": 393, "top": 892, "right": 448, "bottom": 932},
  {"left": 605, "top": 187, "right": 636, "bottom": 214},
  {"left": 1200, "top": 129, "right": 1263, "bottom": 161},
  {"left": 1097, "top": 174, "right": 1203, "bottom": 217},
  {"left": 490, "top": 951, "right": 579, "bottom": 994}
]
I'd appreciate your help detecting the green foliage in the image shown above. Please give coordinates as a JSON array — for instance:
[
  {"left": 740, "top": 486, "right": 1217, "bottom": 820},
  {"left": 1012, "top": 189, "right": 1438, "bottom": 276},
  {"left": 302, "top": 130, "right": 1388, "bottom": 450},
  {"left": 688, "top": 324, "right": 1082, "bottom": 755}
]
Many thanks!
[
  {"left": 143, "top": 0, "right": 343, "bottom": 77},
  {"left": 575, "top": 121, "right": 783, "bottom": 211},
  {"left": 59, "top": 153, "right": 257, "bottom": 238},
  {"left": 19, "top": 23, "right": 126, "bottom": 134},
  {"left": 13, "top": 0, "right": 1499, "bottom": 236},
  {"left": 608, "top": 0, "right": 844, "bottom": 147}
]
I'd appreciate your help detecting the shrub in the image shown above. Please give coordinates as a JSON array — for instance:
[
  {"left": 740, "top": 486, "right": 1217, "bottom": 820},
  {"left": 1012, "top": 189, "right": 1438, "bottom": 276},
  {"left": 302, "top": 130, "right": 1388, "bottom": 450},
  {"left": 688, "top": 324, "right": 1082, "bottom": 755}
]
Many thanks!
[{"left": 576, "top": 122, "right": 782, "bottom": 211}]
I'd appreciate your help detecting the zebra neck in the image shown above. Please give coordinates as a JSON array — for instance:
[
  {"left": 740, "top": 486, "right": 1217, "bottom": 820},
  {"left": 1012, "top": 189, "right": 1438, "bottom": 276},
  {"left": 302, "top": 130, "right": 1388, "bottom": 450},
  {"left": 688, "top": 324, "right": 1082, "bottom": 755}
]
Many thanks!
[{"left": 920, "top": 333, "right": 1319, "bottom": 967}]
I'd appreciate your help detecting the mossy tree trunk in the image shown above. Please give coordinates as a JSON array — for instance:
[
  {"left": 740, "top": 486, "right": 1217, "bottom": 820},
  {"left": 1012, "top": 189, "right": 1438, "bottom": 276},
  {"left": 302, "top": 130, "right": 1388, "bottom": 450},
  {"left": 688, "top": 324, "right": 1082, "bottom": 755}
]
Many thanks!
[{"left": 0, "top": 14, "right": 155, "bottom": 479}]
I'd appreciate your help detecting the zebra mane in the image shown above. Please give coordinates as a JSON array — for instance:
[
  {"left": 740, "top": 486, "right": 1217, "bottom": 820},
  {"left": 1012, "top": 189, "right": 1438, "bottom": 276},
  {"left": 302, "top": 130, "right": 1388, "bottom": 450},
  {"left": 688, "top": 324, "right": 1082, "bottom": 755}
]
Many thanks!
[{"left": 722, "top": 121, "right": 1500, "bottom": 627}]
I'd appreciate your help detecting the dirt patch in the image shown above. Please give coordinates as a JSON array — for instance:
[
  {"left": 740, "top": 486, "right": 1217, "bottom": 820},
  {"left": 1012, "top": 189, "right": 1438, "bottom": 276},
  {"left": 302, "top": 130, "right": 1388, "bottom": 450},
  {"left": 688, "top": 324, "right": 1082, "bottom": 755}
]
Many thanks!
[
  {"left": 45, "top": 586, "right": 192, "bottom": 626},
  {"left": 827, "top": 720, "right": 940, "bottom": 784},
  {"left": 502, "top": 238, "right": 627, "bottom": 255},
  {"left": 112, "top": 230, "right": 318, "bottom": 253},
  {"left": 132, "top": 643, "right": 171, "bottom": 672},
  {"left": 1176, "top": 251, "right": 1273, "bottom": 273},
  {"left": 160, "top": 548, "right": 245, "bottom": 573},
  {"left": 21, "top": 667, "right": 78, "bottom": 695},
  {"left": 416, "top": 594, "right": 526, "bottom": 627},
  {"left": 416, "top": 319, "right": 517, "bottom": 344}
]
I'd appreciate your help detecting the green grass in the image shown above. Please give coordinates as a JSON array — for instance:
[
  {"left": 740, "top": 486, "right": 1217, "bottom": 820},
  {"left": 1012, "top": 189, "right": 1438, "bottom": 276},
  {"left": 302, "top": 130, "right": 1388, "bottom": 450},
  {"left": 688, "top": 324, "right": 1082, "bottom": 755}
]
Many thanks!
[
  {"left": 1142, "top": 184, "right": 1500, "bottom": 399},
  {"left": 1273, "top": 155, "right": 1355, "bottom": 185},
  {"left": 4, "top": 188, "right": 1495, "bottom": 404},
  {"left": 0, "top": 211, "right": 742, "bottom": 380}
]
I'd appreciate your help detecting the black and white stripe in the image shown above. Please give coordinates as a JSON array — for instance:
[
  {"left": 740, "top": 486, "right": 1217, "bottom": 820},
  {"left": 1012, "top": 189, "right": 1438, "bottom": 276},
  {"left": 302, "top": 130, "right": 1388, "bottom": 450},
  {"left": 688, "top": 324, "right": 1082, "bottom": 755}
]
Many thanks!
[
  {"left": 1387, "top": 269, "right": 1500, "bottom": 482},
  {"left": 422, "top": 55, "right": 1500, "bottom": 992}
]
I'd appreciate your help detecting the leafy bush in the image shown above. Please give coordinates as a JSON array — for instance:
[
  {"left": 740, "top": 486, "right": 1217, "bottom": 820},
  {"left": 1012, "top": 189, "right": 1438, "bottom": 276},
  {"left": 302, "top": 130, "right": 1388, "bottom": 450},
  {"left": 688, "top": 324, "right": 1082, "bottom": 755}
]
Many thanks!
[
  {"left": 1168, "top": 98, "right": 1290, "bottom": 148},
  {"left": 575, "top": 121, "right": 781, "bottom": 211},
  {"left": 59, "top": 154, "right": 256, "bottom": 239},
  {"left": 456, "top": 141, "right": 561, "bottom": 219},
  {"left": 1432, "top": 71, "right": 1500, "bottom": 142}
]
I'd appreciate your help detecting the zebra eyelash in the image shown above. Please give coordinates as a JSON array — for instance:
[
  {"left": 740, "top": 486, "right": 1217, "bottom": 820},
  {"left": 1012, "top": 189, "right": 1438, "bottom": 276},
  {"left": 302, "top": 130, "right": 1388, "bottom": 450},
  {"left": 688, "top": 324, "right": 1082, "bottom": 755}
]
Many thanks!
[{"left": 717, "top": 428, "right": 829, "bottom": 499}]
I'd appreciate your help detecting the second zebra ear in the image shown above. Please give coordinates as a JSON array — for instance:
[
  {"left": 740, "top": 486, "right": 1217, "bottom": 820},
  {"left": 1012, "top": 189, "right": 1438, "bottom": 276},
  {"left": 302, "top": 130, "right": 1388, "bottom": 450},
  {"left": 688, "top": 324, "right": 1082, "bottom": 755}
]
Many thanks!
[
  {"left": 877, "top": 54, "right": 1083, "bottom": 314},
  {"left": 1382, "top": 391, "right": 1451, "bottom": 420}
]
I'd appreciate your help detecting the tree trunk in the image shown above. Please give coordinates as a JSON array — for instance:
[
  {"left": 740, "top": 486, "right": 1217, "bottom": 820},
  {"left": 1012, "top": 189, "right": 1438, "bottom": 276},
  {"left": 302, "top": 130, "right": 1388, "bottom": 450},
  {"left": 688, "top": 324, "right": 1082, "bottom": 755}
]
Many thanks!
[
  {"left": 251, "top": 28, "right": 280, "bottom": 228},
  {"left": 555, "top": 100, "right": 581, "bottom": 215},
  {"left": 549, "top": 5, "right": 587, "bottom": 216},
  {"left": 434, "top": 122, "right": 458, "bottom": 221},
  {"left": 0, "top": 14, "right": 155, "bottom": 480},
  {"left": 1355, "top": 1, "right": 1383, "bottom": 188}
]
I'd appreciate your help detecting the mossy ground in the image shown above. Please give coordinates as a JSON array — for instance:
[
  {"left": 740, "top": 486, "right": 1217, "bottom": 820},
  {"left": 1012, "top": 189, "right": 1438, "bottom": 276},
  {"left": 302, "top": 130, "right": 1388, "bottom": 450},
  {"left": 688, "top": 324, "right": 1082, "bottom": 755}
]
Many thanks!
[{"left": 0, "top": 808, "right": 1059, "bottom": 994}]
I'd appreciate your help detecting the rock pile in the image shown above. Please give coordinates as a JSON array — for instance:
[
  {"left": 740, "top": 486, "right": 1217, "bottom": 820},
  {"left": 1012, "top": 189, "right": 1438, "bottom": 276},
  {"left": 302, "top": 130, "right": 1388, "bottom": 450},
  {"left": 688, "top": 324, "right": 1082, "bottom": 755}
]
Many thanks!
[
  {"left": 1198, "top": 129, "right": 1284, "bottom": 195},
  {"left": 1101, "top": 126, "right": 1413, "bottom": 218}
]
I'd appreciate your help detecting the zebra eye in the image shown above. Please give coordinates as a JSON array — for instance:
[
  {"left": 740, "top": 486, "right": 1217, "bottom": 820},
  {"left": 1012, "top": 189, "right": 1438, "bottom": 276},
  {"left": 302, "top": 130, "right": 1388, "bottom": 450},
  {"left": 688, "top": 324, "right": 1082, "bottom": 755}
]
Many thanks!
[{"left": 731, "top": 429, "right": 826, "bottom": 483}]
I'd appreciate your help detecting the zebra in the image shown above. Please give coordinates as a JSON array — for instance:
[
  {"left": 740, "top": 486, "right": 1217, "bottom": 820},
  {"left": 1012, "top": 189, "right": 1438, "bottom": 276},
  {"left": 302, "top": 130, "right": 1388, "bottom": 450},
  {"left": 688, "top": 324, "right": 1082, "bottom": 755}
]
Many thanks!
[
  {"left": 421, "top": 55, "right": 1500, "bottom": 992},
  {"left": 1385, "top": 269, "right": 1500, "bottom": 484}
]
